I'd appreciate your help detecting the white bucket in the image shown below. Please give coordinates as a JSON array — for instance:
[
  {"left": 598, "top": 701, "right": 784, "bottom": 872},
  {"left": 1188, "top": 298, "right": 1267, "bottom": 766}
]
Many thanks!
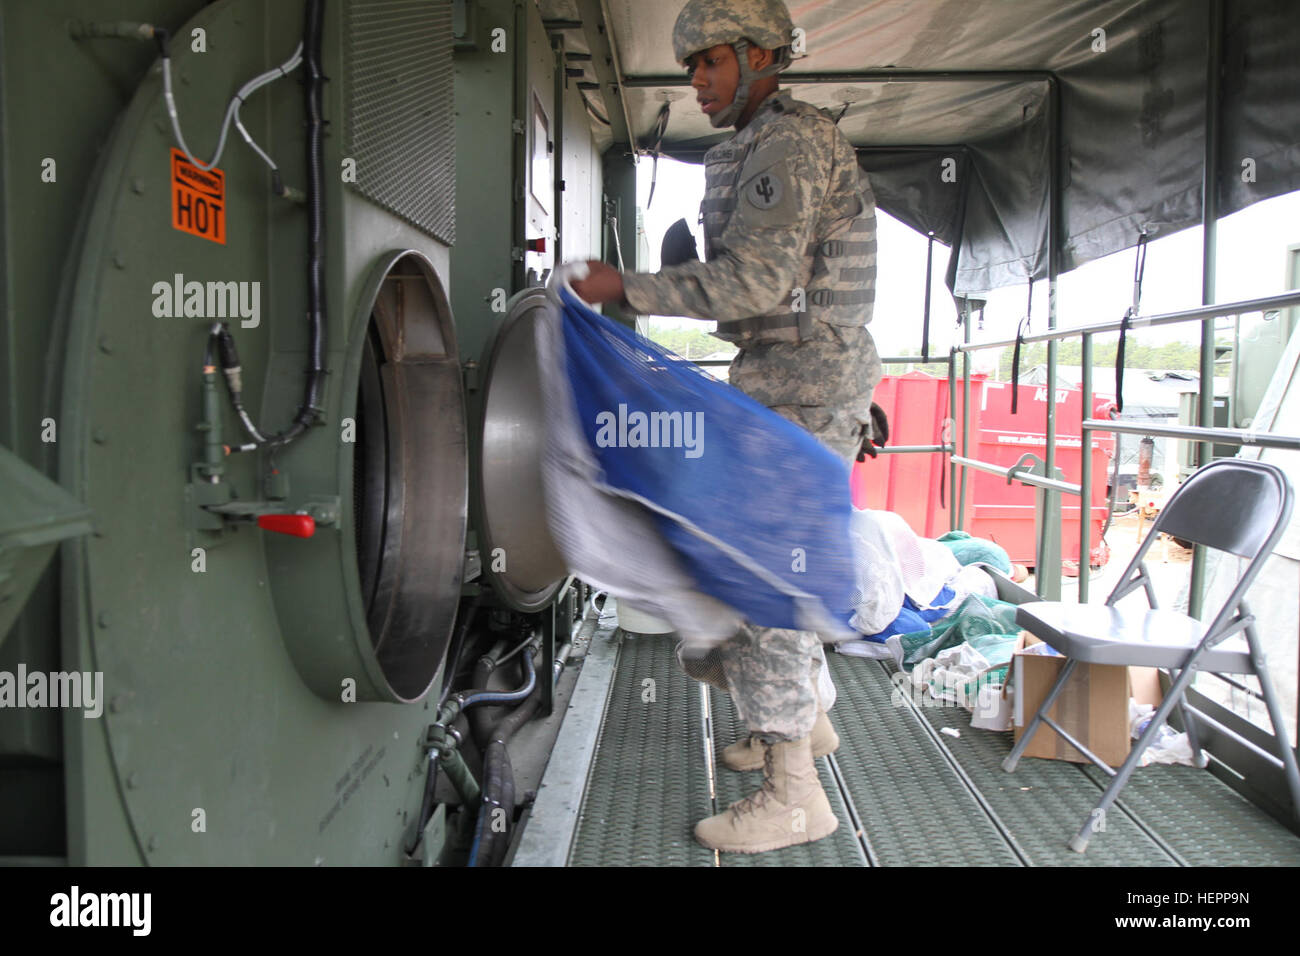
[{"left": 614, "top": 601, "right": 674, "bottom": 635}]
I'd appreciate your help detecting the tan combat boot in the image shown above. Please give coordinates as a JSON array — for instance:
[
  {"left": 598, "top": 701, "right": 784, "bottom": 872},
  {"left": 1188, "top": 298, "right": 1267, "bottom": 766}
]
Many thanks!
[
  {"left": 694, "top": 735, "right": 839, "bottom": 853},
  {"left": 719, "top": 709, "right": 839, "bottom": 771}
]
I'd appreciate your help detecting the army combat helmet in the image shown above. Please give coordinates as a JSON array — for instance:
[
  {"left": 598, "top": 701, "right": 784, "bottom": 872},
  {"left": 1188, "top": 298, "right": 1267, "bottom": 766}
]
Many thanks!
[{"left": 673, "top": 0, "right": 794, "bottom": 129}]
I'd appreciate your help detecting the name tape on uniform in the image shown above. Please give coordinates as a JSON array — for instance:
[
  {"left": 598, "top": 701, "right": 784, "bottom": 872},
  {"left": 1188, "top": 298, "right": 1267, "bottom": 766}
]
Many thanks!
[{"left": 170, "top": 148, "right": 226, "bottom": 244}]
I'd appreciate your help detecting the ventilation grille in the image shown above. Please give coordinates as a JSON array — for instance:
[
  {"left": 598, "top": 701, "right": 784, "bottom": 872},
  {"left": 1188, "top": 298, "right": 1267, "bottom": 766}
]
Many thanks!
[{"left": 345, "top": 0, "right": 455, "bottom": 244}]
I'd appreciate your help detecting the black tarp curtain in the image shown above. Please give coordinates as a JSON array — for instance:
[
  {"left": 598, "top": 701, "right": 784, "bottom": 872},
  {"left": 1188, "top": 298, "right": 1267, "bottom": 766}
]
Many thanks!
[
  {"left": 854, "top": 1, "right": 1300, "bottom": 298},
  {"left": 600, "top": 0, "right": 1300, "bottom": 298}
]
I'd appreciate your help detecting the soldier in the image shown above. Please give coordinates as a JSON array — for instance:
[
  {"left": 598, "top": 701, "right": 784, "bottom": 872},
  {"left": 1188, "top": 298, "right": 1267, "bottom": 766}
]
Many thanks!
[{"left": 570, "top": 0, "right": 881, "bottom": 853}]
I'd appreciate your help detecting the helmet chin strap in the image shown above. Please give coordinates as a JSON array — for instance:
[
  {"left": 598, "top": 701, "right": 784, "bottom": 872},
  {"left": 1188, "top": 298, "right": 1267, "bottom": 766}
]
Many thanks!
[{"left": 709, "top": 39, "right": 786, "bottom": 129}]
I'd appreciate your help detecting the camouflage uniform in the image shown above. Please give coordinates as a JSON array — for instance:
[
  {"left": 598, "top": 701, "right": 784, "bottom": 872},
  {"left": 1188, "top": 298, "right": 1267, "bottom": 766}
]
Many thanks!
[{"left": 623, "top": 87, "right": 881, "bottom": 741}]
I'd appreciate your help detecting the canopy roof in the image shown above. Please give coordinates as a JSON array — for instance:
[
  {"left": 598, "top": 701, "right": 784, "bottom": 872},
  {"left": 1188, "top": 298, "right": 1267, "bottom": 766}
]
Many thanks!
[{"left": 548, "top": 0, "right": 1300, "bottom": 295}]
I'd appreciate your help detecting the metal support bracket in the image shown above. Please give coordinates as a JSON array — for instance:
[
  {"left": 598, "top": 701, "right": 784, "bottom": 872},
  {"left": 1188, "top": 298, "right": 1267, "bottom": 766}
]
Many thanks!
[{"left": 1006, "top": 452, "right": 1046, "bottom": 486}]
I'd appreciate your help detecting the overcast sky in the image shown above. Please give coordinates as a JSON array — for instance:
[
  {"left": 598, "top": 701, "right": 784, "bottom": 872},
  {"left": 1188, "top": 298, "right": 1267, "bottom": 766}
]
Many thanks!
[{"left": 633, "top": 156, "right": 1300, "bottom": 374}]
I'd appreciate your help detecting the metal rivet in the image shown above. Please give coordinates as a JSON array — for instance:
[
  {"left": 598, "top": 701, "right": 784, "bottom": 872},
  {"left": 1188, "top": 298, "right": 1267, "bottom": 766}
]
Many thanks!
[
  {"left": 112, "top": 252, "right": 126, "bottom": 270},
  {"left": 110, "top": 696, "right": 126, "bottom": 714},
  {"left": 92, "top": 427, "right": 107, "bottom": 444},
  {"left": 98, "top": 335, "right": 112, "bottom": 354},
  {"left": 127, "top": 772, "right": 140, "bottom": 789},
  {"left": 130, "top": 178, "right": 144, "bottom": 195},
  {"left": 97, "top": 611, "right": 110, "bottom": 628},
  {"left": 147, "top": 835, "right": 159, "bottom": 852}
]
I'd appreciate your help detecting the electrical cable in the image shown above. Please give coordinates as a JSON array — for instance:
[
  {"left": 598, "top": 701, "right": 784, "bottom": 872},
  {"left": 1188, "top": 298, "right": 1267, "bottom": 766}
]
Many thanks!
[
  {"left": 494, "top": 629, "right": 538, "bottom": 668},
  {"left": 158, "top": 30, "right": 303, "bottom": 174},
  {"left": 607, "top": 211, "right": 626, "bottom": 271},
  {"left": 202, "top": 2, "right": 325, "bottom": 451}
]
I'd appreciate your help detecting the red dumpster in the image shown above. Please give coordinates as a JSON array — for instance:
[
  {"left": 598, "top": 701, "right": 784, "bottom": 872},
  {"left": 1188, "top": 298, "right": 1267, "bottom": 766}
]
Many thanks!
[
  {"left": 973, "top": 380, "right": 1115, "bottom": 566},
  {"left": 852, "top": 372, "right": 1116, "bottom": 568},
  {"left": 850, "top": 371, "right": 978, "bottom": 538}
]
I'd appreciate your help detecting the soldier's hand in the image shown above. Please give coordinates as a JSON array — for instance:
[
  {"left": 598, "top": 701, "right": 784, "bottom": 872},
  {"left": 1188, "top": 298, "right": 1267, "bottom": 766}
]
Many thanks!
[
  {"left": 855, "top": 403, "right": 890, "bottom": 462},
  {"left": 569, "top": 261, "right": 626, "bottom": 305}
]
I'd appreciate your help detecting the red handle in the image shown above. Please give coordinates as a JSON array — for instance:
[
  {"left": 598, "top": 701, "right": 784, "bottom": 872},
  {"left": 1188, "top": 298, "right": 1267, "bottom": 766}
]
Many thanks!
[{"left": 257, "top": 513, "right": 316, "bottom": 538}]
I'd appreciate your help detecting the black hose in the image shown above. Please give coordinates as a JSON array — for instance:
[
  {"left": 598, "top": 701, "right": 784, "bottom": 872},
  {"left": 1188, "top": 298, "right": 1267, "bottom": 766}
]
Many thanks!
[
  {"left": 469, "top": 651, "right": 504, "bottom": 750},
  {"left": 469, "top": 649, "right": 542, "bottom": 867},
  {"left": 471, "top": 743, "right": 516, "bottom": 867},
  {"left": 252, "top": 0, "right": 327, "bottom": 448},
  {"left": 456, "top": 632, "right": 540, "bottom": 709},
  {"left": 294, "top": 0, "right": 327, "bottom": 442},
  {"left": 410, "top": 594, "right": 485, "bottom": 855}
]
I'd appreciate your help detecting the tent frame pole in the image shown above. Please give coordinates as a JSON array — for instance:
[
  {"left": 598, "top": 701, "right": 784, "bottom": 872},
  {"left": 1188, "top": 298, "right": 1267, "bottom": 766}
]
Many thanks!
[{"left": 1190, "top": 0, "right": 1225, "bottom": 620}]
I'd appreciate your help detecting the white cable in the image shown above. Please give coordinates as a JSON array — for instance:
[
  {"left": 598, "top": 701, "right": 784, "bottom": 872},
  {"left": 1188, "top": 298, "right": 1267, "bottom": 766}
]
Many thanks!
[
  {"left": 607, "top": 214, "right": 626, "bottom": 271},
  {"left": 234, "top": 108, "right": 278, "bottom": 171},
  {"left": 163, "top": 41, "right": 303, "bottom": 172}
]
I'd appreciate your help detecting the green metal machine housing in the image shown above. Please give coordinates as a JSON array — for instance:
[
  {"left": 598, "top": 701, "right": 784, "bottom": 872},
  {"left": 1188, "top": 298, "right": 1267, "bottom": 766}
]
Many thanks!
[{"left": 0, "top": 0, "right": 616, "bottom": 865}]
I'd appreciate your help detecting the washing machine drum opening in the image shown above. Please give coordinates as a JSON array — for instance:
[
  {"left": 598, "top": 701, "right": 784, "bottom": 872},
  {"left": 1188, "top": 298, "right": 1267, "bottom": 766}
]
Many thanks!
[{"left": 348, "top": 254, "right": 467, "bottom": 702}]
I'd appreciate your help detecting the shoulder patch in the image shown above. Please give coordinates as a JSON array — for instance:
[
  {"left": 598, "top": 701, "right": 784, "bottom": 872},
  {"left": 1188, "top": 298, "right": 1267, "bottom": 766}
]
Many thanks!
[{"left": 744, "top": 169, "right": 784, "bottom": 210}]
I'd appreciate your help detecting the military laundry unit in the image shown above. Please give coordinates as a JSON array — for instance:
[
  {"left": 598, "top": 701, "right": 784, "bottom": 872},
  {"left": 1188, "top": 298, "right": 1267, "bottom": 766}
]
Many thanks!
[{"left": 3, "top": 0, "right": 1300, "bottom": 867}]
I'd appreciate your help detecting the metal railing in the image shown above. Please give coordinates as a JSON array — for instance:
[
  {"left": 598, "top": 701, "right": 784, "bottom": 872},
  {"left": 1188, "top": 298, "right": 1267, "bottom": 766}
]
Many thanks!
[
  {"left": 940, "top": 289, "right": 1300, "bottom": 606},
  {"left": 864, "top": 290, "right": 1300, "bottom": 810},
  {"left": 676, "top": 291, "right": 1300, "bottom": 607}
]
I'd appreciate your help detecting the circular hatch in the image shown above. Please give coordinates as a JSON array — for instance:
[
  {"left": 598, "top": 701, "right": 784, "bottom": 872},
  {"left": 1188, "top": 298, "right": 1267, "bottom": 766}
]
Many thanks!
[{"left": 475, "top": 288, "right": 567, "bottom": 611}]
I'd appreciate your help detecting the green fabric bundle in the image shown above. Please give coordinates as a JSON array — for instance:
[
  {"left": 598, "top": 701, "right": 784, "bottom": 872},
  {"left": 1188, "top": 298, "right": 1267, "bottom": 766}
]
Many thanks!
[{"left": 937, "top": 530, "right": 1012, "bottom": 575}]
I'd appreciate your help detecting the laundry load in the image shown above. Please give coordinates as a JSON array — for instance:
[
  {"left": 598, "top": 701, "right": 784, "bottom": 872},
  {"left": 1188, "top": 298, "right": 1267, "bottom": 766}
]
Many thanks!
[
  {"left": 535, "top": 267, "right": 858, "bottom": 644},
  {"left": 937, "top": 530, "right": 1012, "bottom": 575},
  {"left": 839, "top": 508, "right": 1004, "bottom": 657}
]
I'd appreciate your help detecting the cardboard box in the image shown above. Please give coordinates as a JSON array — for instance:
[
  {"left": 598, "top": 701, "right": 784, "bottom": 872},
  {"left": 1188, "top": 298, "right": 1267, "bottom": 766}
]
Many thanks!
[{"left": 1010, "top": 632, "right": 1163, "bottom": 765}]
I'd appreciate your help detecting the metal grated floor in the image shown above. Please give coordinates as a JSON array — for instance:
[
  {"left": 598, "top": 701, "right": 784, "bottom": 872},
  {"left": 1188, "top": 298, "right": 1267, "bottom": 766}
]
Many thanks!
[
  {"left": 553, "top": 632, "right": 1300, "bottom": 866},
  {"left": 567, "top": 634, "right": 714, "bottom": 866}
]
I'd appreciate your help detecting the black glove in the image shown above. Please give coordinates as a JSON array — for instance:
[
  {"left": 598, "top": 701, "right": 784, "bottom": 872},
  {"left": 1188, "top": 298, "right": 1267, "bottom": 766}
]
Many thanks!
[
  {"left": 855, "top": 403, "right": 890, "bottom": 462},
  {"left": 661, "top": 218, "right": 699, "bottom": 267}
]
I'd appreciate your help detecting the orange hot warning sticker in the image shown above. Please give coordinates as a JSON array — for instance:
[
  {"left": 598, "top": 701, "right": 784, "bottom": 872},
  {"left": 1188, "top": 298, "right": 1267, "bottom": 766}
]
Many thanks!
[{"left": 170, "top": 148, "right": 226, "bottom": 244}]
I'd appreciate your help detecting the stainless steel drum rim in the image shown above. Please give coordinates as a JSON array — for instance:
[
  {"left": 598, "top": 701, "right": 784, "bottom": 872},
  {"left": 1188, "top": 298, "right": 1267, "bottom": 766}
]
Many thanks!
[{"left": 476, "top": 287, "right": 567, "bottom": 611}]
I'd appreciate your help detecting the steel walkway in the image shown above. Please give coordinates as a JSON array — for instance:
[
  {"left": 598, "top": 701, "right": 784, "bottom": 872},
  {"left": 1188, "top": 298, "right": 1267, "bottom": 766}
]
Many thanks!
[{"left": 514, "top": 627, "right": 1300, "bottom": 867}]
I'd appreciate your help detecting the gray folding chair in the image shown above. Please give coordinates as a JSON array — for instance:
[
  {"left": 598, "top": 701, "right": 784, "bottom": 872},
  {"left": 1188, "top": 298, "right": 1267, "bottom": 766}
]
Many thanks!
[{"left": 1003, "top": 458, "right": 1300, "bottom": 852}]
